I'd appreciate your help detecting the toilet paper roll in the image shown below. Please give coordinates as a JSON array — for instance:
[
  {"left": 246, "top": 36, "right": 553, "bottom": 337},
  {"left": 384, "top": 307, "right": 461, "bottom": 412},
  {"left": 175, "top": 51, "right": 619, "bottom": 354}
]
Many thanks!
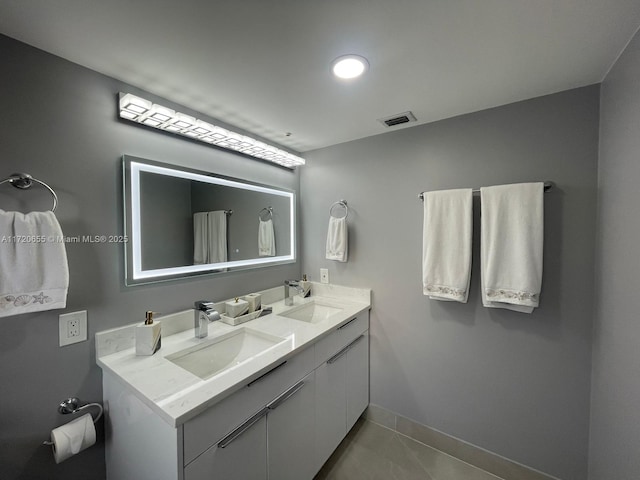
[{"left": 50, "top": 413, "right": 96, "bottom": 464}]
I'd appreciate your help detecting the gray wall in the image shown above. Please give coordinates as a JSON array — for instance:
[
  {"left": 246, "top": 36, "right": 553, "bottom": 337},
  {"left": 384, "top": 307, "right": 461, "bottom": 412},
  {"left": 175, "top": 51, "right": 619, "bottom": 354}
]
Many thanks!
[
  {"left": 0, "top": 34, "right": 300, "bottom": 480},
  {"left": 589, "top": 29, "right": 640, "bottom": 480},
  {"left": 301, "top": 86, "right": 600, "bottom": 480},
  {"left": 140, "top": 172, "right": 193, "bottom": 269}
]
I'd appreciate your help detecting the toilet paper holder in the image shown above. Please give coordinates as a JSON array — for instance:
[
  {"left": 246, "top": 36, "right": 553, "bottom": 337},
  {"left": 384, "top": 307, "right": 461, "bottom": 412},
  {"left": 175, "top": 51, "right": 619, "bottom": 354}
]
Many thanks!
[{"left": 42, "top": 397, "right": 103, "bottom": 446}]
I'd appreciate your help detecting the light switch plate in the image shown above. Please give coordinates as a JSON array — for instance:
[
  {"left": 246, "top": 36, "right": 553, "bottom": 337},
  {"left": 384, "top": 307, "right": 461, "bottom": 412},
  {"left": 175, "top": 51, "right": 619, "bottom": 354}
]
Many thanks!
[{"left": 59, "top": 310, "right": 88, "bottom": 347}]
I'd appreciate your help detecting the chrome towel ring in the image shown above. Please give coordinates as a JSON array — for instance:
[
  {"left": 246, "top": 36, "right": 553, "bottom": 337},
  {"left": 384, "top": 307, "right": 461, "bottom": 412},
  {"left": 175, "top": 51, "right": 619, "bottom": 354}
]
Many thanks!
[
  {"left": 329, "top": 200, "right": 348, "bottom": 219},
  {"left": 0, "top": 172, "right": 58, "bottom": 212},
  {"left": 259, "top": 206, "right": 273, "bottom": 221}
]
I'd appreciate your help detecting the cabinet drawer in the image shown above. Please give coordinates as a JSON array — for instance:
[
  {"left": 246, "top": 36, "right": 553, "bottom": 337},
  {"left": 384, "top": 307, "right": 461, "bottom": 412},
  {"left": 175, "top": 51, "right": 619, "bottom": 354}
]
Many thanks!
[
  {"left": 315, "top": 311, "right": 369, "bottom": 366},
  {"left": 184, "top": 414, "right": 267, "bottom": 480},
  {"left": 183, "top": 345, "right": 314, "bottom": 465}
]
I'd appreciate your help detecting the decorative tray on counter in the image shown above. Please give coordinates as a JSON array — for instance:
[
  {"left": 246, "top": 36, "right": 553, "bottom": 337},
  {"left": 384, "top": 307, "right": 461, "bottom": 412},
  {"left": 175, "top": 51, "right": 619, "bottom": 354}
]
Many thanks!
[{"left": 220, "top": 308, "right": 263, "bottom": 326}]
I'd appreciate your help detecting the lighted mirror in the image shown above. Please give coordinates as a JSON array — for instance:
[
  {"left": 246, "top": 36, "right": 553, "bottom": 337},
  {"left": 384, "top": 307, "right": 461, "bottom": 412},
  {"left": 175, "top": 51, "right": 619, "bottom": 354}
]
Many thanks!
[{"left": 123, "top": 155, "right": 295, "bottom": 285}]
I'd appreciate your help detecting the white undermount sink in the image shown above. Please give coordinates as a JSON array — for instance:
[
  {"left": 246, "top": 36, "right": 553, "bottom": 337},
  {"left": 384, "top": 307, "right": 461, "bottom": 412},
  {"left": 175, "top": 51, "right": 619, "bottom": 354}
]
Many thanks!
[
  {"left": 166, "top": 328, "right": 286, "bottom": 380},
  {"left": 280, "top": 301, "right": 343, "bottom": 324}
]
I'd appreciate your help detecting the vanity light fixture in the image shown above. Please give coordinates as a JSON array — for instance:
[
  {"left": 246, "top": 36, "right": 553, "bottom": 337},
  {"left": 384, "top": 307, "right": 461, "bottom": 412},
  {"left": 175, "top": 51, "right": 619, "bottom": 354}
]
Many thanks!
[
  {"left": 331, "top": 54, "right": 369, "bottom": 80},
  {"left": 118, "top": 93, "right": 305, "bottom": 169}
]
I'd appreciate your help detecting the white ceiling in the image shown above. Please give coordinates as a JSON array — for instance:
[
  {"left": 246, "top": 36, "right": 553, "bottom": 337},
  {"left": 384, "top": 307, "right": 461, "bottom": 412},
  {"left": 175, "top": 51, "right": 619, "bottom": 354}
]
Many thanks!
[{"left": 1, "top": 0, "right": 639, "bottom": 153}]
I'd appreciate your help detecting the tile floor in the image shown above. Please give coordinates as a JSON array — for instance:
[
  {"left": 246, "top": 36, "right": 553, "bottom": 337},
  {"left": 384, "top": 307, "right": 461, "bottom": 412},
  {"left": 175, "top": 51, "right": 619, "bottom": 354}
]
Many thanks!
[{"left": 315, "top": 419, "right": 503, "bottom": 480}]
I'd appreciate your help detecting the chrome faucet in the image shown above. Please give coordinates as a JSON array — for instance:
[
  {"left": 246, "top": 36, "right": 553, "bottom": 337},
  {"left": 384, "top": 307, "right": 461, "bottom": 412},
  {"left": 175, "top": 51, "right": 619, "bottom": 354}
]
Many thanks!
[
  {"left": 284, "top": 280, "right": 305, "bottom": 306},
  {"left": 194, "top": 300, "right": 221, "bottom": 338}
]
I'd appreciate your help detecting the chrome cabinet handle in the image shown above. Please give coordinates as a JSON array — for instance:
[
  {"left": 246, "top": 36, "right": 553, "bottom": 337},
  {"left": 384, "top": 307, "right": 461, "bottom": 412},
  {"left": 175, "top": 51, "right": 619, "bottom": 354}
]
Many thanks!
[
  {"left": 346, "top": 335, "right": 364, "bottom": 349},
  {"left": 217, "top": 407, "right": 268, "bottom": 449},
  {"left": 247, "top": 361, "right": 287, "bottom": 387},
  {"left": 267, "top": 381, "right": 305, "bottom": 411},
  {"left": 337, "top": 317, "right": 358, "bottom": 330},
  {"left": 327, "top": 345, "right": 350, "bottom": 364},
  {"left": 327, "top": 334, "right": 365, "bottom": 364}
]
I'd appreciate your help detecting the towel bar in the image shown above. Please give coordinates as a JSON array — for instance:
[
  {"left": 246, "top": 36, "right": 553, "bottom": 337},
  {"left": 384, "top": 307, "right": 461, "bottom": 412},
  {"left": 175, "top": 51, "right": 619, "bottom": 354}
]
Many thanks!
[
  {"left": 0, "top": 172, "right": 58, "bottom": 212},
  {"left": 418, "top": 181, "right": 553, "bottom": 200}
]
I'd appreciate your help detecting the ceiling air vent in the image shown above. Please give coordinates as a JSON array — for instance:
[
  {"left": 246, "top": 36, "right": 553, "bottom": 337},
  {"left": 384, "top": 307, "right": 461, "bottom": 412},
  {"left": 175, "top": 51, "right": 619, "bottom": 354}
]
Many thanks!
[{"left": 378, "top": 111, "right": 417, "bottom": 128}]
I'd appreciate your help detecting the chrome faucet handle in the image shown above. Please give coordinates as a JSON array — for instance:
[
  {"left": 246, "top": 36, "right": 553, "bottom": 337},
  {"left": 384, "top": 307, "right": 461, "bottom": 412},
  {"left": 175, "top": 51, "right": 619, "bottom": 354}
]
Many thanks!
[{"left": 195, "top": 300, "right": 215, "bottom": 311}]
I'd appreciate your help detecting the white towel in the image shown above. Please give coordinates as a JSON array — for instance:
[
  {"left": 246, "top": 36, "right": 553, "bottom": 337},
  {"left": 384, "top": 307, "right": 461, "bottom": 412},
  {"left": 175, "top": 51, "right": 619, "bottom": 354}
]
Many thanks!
[
  {"left": 207, "top": 211, "right": 228, "bottom": 263},
  {"left": 326, "top": 216, "right": 348, "bottom": 262},
  {"left": 258, "top": 219, "right": 276, "bottom": 257},
  {"left": 422, "top": 189, "right": 473, "bottom": 303},
  {"left": 480, "top": 183, "right": 544, "bottom": 313},
  {"left": 193, "top": 212, "right": 209, "bottom": 264},
  {"left": 0, "top": 210, "right": 69, "bottom": 317}
]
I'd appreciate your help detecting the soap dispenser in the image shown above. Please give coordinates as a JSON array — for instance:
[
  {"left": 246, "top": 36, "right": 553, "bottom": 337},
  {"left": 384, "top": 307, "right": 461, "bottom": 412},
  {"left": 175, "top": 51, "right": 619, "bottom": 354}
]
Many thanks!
[
  {"left": 135, "top": 311, "right": 162, "bottom": 356},
  {"left": 300, "top": 274, "right": 311, "bottom": 298}
]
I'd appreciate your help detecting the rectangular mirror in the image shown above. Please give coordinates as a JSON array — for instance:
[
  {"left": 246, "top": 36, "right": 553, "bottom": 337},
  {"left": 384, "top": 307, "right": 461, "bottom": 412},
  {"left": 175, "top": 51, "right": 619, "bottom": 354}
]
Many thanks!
[{"left": 123, "top": 155, "right": 295, "bottom": 285}]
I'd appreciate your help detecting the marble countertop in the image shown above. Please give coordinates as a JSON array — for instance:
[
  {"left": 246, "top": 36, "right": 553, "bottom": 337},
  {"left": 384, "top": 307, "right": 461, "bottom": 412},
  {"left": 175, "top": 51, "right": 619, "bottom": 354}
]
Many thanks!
[{"left": 95, "top": 282, "right": 371, "bottom": 427}]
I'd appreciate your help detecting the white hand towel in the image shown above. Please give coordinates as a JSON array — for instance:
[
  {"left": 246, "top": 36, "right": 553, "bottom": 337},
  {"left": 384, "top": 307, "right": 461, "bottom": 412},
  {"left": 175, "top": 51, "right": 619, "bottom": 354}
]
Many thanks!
[
  {"left": 258, "top": 219, "right": 276, "bottom": 257},
  {"left": 326, "top": 216, "right": 348, "bottom": 262},
  {"left": 193, "top": 212, "right": 208, "bottom": 264},
  {"left": 207, "top": 211, "right": 228, "bottom": 263},
  {"left": 422, "top": 189, "right": 473, "bottom": 303},
  {"left": 480, "top": 183, "right": 544, "bottom": 313},
  {"left": 0, "top": 210, "right": 69, "bottom": 317}
]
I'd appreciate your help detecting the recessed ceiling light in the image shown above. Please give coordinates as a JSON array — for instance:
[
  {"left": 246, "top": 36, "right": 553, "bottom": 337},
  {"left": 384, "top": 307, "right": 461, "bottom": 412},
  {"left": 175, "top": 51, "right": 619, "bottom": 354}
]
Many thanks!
[{"left": 331, "top": 54, "right": 369, "bottom": 79}]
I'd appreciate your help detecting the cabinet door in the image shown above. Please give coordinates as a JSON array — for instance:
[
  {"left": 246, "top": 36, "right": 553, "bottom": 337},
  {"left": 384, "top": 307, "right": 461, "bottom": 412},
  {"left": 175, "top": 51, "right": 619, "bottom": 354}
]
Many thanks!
[
  {"left": 346, "top": 333, "right": 369, "bottom": 431},
  {"left": 184, "top": 410, "right": 267, "bottom": 480},
  {"left": 267, "top": 372, "right": 315, "bottom": 480},
  {"left": 314, "top": 346, "right": 348, "bottom": 473}
]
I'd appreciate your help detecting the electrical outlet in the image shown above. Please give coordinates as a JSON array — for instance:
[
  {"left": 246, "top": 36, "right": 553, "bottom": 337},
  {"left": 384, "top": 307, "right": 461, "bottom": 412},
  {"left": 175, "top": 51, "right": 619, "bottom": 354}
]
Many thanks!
[
  {"left": 59, "top": 310, "right": 88, "bottom": 347},
  {"left": 320, "top": 268, "right": 329, "bottom": 284},
  {"left": 67, "top": 318, "right": 79, "bottom": 337}
]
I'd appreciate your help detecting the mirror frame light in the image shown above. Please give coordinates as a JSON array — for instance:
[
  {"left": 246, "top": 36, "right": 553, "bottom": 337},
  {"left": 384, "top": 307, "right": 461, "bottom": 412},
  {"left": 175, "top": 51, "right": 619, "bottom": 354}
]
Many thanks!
[{"left": 123, "top": 155, "right": 296, "bottom": 286}]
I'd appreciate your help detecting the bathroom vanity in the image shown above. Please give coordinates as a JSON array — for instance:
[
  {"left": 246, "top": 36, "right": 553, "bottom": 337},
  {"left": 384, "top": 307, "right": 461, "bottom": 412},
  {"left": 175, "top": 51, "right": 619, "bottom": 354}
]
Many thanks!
[{"left": 96, "top": 283, "right": 371, "bottom": 480}]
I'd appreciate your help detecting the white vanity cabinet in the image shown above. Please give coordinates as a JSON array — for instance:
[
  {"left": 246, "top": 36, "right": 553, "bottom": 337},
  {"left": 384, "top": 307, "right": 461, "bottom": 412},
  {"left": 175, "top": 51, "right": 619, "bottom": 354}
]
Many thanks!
[
  {"left": 185, "top": 412, "right": 267, "bottom": 480},
  {"left": 266, "top": 371, "right": 316, "bottom": 480},
  {"left": 346, "top": 333, "right": 369, "bottom": 430},
  {"left": 183, "top": 346, "right": 315, "bottom": 480},
  {"left": 185, "top": 372, "right": 315, "bottom": 480},
  {"left": 315, "top": 347, "right": 348, "bottom": 470},
  {"left": 314, "top": 312, "right": 370, "bottom": 473},
  {"left": 101, "top": 306, "right": 370, "bottom": 480}
]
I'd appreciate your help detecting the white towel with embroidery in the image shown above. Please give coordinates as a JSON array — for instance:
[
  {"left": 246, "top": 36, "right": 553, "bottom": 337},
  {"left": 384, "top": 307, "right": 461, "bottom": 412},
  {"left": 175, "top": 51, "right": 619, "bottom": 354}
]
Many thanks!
[
  {"left": 480, "top": 183, "right": 544, "bottom": 313},
  {"left": 0, "top": 210, "right": 69, "bottom": 317},
  {"left": 258, "top": 219, "right": 276, "bottom": 256},
  {"left": 422, "top": 189, "right": 473, "bottom": 303},
  {"left": 326, "top": 216, "right": 348, "bottom": 262}
]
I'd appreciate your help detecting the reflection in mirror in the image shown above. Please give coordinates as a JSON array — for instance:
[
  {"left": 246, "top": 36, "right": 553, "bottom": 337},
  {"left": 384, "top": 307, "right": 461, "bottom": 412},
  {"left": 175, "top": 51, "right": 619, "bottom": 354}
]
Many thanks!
[{"left": 123, "top": 155, "right": 295, "bottom": 285}]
